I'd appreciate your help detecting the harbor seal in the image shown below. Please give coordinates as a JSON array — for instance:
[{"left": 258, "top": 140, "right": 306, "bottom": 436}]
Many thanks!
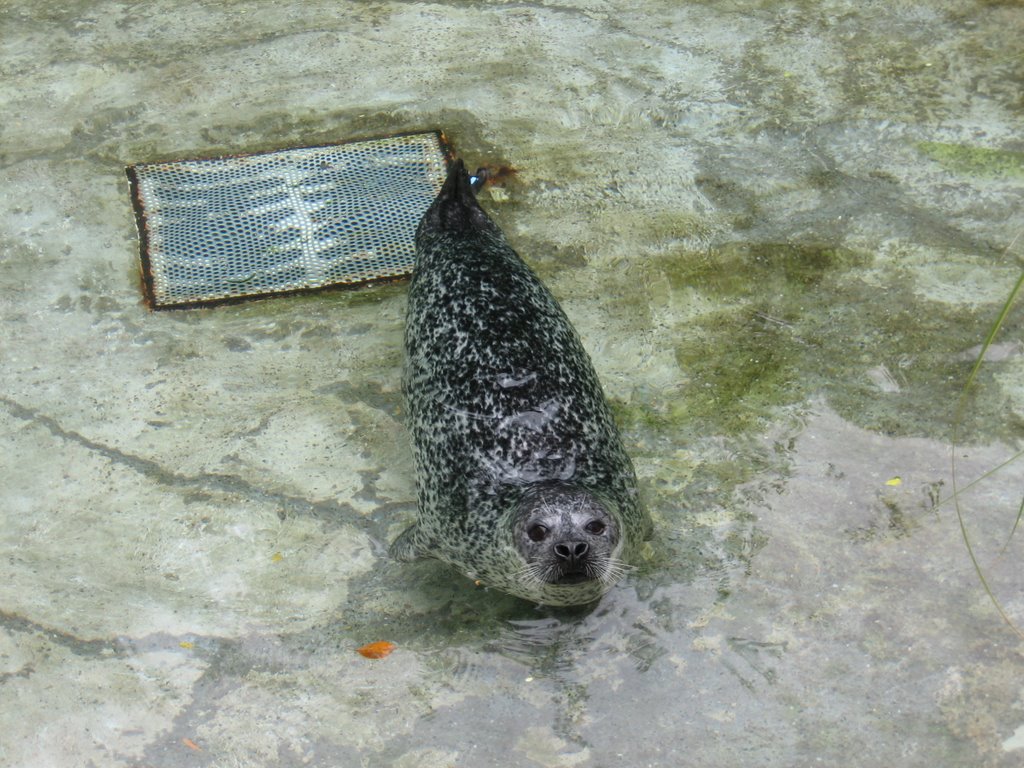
[{"left": 391, "top": 159, "right": 651, "bottom": 606}]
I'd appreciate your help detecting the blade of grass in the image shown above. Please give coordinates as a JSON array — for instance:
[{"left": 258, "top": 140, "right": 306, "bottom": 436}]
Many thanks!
[
  {"left": 950, "top": 231, "right": 1023, "bottom": 640},
  {"left": 938, "top": 446, "right": 1024, "bottom": 504},
  {"left": 961, "top": 263, "right": 1024, "bottom": 394},
  {"left": 1002, "top": 494, "right": 1024, "bottom": 556}
]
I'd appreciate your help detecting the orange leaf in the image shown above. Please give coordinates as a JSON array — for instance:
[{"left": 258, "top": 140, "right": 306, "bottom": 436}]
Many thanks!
[
  {"left": 356, "top": 641, "right": 396, "bottom": 659},
  {"left": 182, "top": 738, "right": 201, "bottom": 751}
]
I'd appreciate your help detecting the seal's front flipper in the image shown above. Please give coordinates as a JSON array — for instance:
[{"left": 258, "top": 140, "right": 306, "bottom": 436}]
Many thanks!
[{"left": 389, "top": 524, "right": 434, "bottom": 562}]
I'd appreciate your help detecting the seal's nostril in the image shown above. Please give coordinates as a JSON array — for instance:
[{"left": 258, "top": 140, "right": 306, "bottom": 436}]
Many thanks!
[{"left": 553, "top": 541, "right": 588, "bottom": 562}]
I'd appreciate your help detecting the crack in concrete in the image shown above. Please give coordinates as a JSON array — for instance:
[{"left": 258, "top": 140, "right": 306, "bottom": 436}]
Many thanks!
[
  {"left": 0, "top": 395, "right": 378, "bottom": 533},
  {"left": 0, "top": 609, "right": 128, "bottom": 660}
]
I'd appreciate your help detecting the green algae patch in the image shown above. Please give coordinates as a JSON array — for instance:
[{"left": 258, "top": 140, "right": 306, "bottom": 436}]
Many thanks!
[
  {"left": 675, "top": 310, "right": 809, "bottom": 433},
  {"left": 606, "top": 241, "right": 1020, "bottom": 441},
  {"left": 663, "top": 242, "right": 869, "bottom": 300},
  {"left": 916, "top": 142, "right": 1024, "bottom": 179},
  {"left": 661, "top": 242, "right": 870, "bottom": 433}
]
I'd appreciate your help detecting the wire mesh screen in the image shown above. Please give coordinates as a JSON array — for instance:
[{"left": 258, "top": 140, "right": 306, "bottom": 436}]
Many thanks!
[{"left": 126, "top": 131, "right": 452, "bottom": 309}]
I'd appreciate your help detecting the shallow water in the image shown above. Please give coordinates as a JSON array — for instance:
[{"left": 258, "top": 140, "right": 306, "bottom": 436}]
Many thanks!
[{"left": 2, "top": 1, "right": 1023, "bottom": 766}]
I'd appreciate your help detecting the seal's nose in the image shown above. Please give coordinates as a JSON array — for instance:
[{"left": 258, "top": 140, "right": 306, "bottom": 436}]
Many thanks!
[{"left": 553, "top": 541, "right": 589, "bottom": 568}]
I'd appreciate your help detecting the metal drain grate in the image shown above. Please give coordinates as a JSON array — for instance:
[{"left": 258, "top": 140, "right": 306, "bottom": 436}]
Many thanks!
[{"left": 126, "top": 130, "right": 452, "bottom": 309}]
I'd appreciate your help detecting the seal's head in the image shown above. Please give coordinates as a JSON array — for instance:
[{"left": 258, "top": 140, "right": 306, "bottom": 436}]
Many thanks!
[{"left": 510, "top": 484, "right": 626, "bottom": 596}]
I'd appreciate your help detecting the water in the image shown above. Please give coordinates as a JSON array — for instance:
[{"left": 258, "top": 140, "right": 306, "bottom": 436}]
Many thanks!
[{"left": 1, "top": 1, "right": 1022, "bottom": 766}]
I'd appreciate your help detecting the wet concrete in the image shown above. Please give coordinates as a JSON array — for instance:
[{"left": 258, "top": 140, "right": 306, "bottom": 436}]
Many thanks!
[{"left": 1, "top": 1, "right": 1023, "bottom": 766}]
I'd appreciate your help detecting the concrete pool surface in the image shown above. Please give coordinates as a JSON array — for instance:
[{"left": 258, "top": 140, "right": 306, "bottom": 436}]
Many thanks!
[{"left": 1, "top": 1, "right": 1023, "bottom": 766}]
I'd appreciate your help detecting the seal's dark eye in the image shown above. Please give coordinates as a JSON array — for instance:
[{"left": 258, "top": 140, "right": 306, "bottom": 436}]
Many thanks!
[
  {"left": 584, "top": 520, "right": 606, "bottom": 535},
  {"left": 527, "top": 524, "right": 549, "bottom": 542}
]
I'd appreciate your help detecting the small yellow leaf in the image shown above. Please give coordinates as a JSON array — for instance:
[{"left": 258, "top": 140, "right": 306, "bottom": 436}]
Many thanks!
[
  {"left": 271, "top": 552, "right": 284, "bottom": 563},
  {"left": 179, "top": 641, "right": 194, "bottom": 649},
  {"left": 885, "top": 477, "right": 902, "bottom": 487}
]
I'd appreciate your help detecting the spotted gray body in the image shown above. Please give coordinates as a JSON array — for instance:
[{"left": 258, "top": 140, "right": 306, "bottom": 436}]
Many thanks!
[{"left": 392, "top": 159, "right": 651, "bottom": 606}]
